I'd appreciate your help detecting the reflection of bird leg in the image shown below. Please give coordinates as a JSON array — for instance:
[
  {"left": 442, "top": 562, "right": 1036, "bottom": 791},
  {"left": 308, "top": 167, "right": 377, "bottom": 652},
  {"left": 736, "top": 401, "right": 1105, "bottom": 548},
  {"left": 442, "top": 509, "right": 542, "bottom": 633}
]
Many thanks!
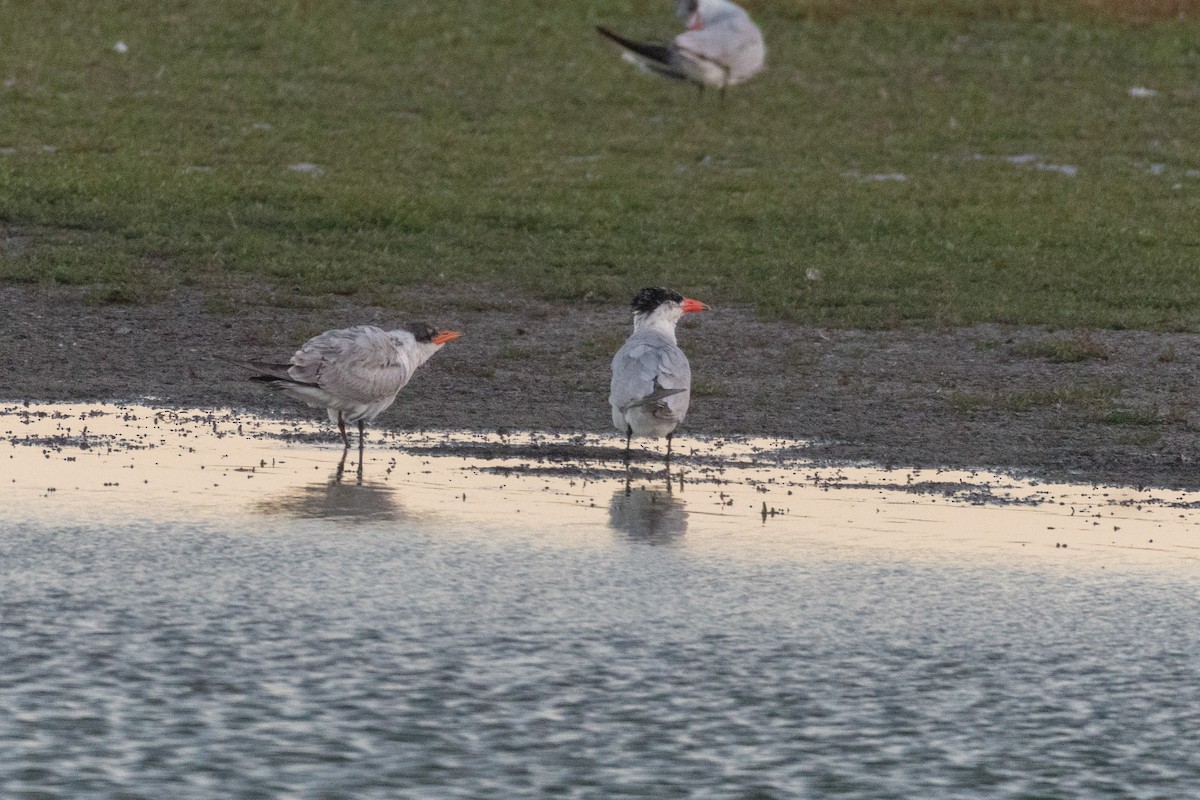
[
  {"left": 337, "top": 412, "right": 349, "bottom": 449},
  {"left": 624, "top": 462, "right": 632, "bottom": 497},
  {"left": 334, "top": 447, "right": 348, "bottom": 484},
  {"left": 665, "top": 461, "right": 673, "bottom": 495},
  {"left": 678, "top": 468, "right": 685, "bottom": 493}
]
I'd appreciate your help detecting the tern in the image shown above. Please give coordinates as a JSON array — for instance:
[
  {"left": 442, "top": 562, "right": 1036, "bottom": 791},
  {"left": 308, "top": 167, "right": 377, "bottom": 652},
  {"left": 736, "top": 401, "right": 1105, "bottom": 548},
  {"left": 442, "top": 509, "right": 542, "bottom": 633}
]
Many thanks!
[
  {"left": 229, "top": 323, "right": 461, "bottom": 449},
  {"left": 609, "top": 287, "right": 709, "bottom": 468},
  {"left": 596, "top": 0, "right": 765, "bottom": 93}
]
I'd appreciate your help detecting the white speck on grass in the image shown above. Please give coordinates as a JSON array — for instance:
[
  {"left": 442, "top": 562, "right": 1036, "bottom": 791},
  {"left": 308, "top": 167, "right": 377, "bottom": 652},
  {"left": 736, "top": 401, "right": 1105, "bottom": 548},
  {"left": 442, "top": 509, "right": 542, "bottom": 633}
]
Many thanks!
[
  {"left": 1036, "top": 163, "right": 1078, "bottom": 177},
  {"left": 113, "top": 41, "right": 129, "bottom": 54},
  {"left": 842, "top": 170, "right": 907, "bottom": 182},
  {"left": 250, "top": 122, "right": 272, "bottom": 131},
  {"left": 1186, "top": 169, "right": 1200, "bottom": 178},
  {"left": 805, "top": 268, "right": 822, "bottom": 282},
  {"left": 982, "top": 153, "right": 1077, "bottom": 177},
  {"left": 1148, "top": 163, "right": 1166, "bottom": 175},
  {"left": 40, "top": 145, "right": 58, "bottom": 154},
  {"left": 1128, "top": 86, "right": 1158, "bottom": 98},
  {"left": 2, "top": 77, "right": 15, "bottom": 89},
  {"left": 0, "top": 147, "right": 16, "bottom": 156},
  {"left": 288, "top": 162, "right": 324, "bottom": 177}
]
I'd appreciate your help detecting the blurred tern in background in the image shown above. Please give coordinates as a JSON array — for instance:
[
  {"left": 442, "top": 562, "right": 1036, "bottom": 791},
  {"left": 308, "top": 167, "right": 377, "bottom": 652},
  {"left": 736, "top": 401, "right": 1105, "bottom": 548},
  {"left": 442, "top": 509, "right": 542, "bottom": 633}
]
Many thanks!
[
  {"left": 596, "top": 0, "right": 765, "bottom": 93},
  {"left": 609, "top": 287, "right": 709, "bottom": 471},
  {"left": 228, "top": 323, "right": 461, "bottom": 451}
]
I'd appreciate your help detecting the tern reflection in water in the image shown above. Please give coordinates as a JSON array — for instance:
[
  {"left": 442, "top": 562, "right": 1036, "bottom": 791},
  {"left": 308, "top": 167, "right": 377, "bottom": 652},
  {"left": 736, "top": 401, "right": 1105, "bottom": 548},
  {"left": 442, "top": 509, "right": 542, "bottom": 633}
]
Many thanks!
[
  {"left": 608, "top": 487, "right": 688, "bottom": 545},
  {"left": 255, "top": 458, "right": 405, "bottom": 523}
]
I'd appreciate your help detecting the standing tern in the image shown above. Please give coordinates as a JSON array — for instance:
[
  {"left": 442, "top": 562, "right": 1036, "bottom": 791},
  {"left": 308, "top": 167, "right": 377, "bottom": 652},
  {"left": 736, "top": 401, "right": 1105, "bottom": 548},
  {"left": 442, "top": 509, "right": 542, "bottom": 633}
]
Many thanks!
[
  {"left": 596, "top": 0, "right": 765, "bottom": 93},
  {"left": 229, "top": 323, "right": 461, "bottom": 449},
  {"left": 609, "top": 287, "right": 709, "bottom": 468}
]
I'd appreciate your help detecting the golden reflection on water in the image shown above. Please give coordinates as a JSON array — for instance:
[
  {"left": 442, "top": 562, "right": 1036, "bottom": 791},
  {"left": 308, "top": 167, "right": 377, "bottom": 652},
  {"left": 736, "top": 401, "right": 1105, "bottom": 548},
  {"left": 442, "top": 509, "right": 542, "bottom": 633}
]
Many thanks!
[
  {"left": 3, "top": 402, "right": 1200, "bottom": 569},
  {"left": 608, "top": 487, "right": 688, "bottom": 545}
]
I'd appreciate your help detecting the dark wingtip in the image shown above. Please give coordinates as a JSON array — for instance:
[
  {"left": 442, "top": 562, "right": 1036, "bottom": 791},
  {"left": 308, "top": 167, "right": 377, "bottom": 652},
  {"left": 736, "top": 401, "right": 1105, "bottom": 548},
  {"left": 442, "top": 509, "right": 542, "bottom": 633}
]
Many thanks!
[
  {"left": 595, "top": 26, "right": 675, "bottom": 66},
  {"left": 596, "top": 26, "right": 623, "bottom": 44}
]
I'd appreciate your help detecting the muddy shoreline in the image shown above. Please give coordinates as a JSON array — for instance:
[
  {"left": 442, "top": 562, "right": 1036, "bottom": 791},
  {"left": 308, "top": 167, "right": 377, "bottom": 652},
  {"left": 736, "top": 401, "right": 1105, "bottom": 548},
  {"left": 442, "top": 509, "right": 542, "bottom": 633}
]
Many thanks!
[{"left": 3, "top": 284, "right": 1199, "bottom": 489}]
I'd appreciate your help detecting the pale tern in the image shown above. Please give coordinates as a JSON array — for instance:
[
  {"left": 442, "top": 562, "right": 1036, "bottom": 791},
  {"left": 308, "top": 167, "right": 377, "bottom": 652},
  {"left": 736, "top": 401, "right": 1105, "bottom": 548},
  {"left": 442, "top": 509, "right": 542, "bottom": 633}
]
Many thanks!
[
  {"left": 596, "top": 0, "right": 765, "bottom": 93},
  {"left": 609, "top": 287, "right": 709, "bottom": 467},
  {"left": 229, "top": 323, "right": 461, "bottom": 449}
]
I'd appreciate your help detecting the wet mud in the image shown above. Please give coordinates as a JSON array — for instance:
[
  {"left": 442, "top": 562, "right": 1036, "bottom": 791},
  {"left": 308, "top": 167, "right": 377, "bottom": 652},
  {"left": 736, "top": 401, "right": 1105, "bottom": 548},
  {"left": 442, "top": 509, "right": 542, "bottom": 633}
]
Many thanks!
[{"left": 4, "top": 285, "right": 1200, "bottom": 489}]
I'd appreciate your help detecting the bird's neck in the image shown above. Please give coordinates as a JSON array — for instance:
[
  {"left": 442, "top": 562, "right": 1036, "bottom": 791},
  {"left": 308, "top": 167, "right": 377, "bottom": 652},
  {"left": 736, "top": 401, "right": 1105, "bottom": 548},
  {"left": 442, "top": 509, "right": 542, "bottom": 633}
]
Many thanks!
[
  {"left": 632, "top": 313, "right": 679, "bottom": 342},
  {"left": 388, "top": 333, "right": 440, "bottom": 369}
]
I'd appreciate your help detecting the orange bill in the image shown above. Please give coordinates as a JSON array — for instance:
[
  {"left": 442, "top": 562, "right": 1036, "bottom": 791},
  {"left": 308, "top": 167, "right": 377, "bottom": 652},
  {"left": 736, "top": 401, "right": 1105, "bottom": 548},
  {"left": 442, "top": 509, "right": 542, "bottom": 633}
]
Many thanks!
[
  {"left": 432, "top": 330, "right": 463, "bottom": 345},
  {"left": 680, "top": 298, "right": 710, "bottom": 313}
]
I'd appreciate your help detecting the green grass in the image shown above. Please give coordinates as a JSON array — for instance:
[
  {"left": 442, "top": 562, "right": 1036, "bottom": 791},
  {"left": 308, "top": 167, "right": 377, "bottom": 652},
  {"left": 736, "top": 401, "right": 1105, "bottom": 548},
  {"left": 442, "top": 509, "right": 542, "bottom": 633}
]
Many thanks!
[
  {"left": 1014, "top": 333, "right": 1110, "bottom": 362},
  {"left": 950, "top": 383, "right": 1121, "bottom": 412},
  {"left": 2, "top": 0, "right": 1200, "bottom": 328}
]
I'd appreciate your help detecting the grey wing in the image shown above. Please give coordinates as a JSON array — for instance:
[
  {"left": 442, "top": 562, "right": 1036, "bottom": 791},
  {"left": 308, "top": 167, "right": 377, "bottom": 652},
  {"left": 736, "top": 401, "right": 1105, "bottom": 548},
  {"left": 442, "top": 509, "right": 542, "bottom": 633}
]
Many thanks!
[
  {"left": 610, "top": 340, "right": 692, "bottom": 422},
  {"left": 289, "top": 326, "right": 412, "bottom": 402}
]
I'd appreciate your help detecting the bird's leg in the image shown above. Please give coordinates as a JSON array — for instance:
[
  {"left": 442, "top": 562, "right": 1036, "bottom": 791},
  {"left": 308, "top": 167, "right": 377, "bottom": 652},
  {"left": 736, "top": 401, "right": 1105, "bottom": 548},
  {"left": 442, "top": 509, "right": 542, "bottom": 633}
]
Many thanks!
[
  {"left": 624, "top": 427, "right": 633, "bottom": 468},
  {"left": 337, "top": 412, "right": 349, "bottom": 449},
  {"left": 357, "top": 421, "right": 365, "bottom": 485},
  {"left": 665, "top": 434, "right": 676, "bottom": 492}
]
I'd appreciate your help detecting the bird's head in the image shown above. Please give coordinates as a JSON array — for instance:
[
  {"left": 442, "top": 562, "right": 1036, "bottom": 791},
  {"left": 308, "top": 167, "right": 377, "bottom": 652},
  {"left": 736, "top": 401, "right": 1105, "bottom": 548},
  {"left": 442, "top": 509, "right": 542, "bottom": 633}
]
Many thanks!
[
  {"left": 676, "top": 0, "right": 700, "bottom": 29},
  {"left": 677, "top": 0, "right": 733, "bottom": 29},
  {"left": 406, "top": 323, "right": 462, "bottom": 348},
  {"left": 631, "top": 287, "right": 709, "bottom": 330}
]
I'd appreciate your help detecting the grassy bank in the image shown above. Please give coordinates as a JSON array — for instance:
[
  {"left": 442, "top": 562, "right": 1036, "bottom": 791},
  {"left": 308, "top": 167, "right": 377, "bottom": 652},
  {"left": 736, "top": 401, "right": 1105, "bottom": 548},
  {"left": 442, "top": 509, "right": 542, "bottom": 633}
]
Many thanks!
[{"left": 1, "top": 0, "right": 1198, "bottom": 328}]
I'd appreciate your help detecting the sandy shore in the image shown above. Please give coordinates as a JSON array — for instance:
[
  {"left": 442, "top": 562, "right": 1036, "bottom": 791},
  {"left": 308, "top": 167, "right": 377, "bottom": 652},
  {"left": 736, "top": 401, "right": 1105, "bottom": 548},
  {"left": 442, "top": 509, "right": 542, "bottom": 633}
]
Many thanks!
[{"left": 3, "top": 283, "right": 1199, "bottom": 488}]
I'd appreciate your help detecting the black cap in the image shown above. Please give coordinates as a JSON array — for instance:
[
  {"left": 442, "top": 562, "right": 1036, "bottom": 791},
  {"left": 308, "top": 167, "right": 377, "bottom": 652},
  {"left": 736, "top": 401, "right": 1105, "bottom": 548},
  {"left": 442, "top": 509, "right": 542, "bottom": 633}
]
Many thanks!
[{"left": 631, "top": 287, "right": 683, "bottom": 315}]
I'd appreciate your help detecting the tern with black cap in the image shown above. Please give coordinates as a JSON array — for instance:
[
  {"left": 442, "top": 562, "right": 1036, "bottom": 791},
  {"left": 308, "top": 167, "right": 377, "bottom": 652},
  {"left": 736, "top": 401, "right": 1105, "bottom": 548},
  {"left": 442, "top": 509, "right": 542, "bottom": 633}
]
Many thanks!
[{"left": 609, "top": 287, "right": 709, "bottom": 469}]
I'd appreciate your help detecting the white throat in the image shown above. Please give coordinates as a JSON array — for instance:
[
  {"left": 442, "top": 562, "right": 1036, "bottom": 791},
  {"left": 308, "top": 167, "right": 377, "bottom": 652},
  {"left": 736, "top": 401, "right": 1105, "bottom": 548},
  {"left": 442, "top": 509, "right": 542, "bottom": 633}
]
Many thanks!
[
  {"left": 389, "top": 331, "right": 442, "bottom": 370},
  {"left": 632, "top": 304, "right": 682, "bottom": 341}
]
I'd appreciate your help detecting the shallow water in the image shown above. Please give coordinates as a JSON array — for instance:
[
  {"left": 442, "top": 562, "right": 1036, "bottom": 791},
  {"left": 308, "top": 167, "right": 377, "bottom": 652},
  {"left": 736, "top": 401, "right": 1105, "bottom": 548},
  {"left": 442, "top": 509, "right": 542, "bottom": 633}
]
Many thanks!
[{"left": 3, "top": 403, "right": 1200, "bottom": 798}]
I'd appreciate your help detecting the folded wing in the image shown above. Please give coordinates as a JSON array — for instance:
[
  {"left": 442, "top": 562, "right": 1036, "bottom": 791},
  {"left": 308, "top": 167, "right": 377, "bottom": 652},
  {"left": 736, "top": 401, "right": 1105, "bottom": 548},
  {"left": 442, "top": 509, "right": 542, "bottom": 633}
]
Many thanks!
[
  {"left": 289, "top": 325, "right": 413, "bottom": 403},
  {"left": 610, "top": 333, "right": 693, "bottom": 423}
]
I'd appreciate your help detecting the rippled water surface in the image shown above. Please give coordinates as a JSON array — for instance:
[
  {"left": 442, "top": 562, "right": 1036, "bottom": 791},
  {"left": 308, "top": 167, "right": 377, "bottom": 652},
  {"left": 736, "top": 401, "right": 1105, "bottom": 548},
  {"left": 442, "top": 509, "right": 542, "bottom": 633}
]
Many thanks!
[{"left": 3, "top": 404, "right": 1200, "bottom": 799}]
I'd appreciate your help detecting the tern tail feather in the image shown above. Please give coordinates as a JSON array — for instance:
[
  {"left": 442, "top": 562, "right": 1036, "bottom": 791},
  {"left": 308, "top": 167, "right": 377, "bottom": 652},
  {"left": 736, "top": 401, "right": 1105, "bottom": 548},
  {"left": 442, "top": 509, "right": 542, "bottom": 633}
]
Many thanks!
[{"left": 221, "top": 357, "right": 315, "bottom": 386}]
